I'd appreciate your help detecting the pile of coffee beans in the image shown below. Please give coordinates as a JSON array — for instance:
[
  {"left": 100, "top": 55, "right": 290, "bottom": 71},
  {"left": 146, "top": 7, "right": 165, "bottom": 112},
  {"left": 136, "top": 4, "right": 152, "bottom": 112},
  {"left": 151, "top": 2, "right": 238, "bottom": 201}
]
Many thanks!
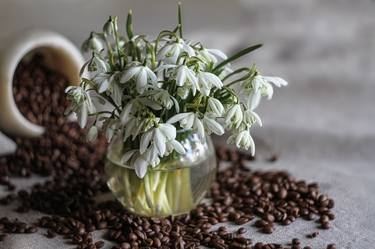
[{"left": 0, "top": 55, "right": 336, "bottom": 249}]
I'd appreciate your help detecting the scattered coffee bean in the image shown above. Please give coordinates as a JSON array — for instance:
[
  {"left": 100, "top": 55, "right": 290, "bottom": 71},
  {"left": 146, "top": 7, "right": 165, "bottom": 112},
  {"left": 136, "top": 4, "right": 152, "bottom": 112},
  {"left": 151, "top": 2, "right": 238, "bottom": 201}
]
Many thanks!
[{"left": 327, "top": 243, "right": 336, "bottom": 249}]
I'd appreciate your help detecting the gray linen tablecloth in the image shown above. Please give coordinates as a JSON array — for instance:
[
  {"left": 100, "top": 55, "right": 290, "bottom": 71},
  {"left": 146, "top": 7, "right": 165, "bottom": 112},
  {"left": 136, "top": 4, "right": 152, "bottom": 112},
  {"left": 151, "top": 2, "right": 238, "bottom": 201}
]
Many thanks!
[{"left": 1, "top": 0, "right": 375, "bottom": 248}]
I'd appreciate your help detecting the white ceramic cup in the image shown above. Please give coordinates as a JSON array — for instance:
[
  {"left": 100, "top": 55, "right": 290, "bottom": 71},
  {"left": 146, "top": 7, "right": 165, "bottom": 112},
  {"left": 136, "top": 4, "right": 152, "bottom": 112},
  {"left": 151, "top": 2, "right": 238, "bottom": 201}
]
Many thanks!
[{"left": 0, "top": 30, "right": 84, "bottom": 138}]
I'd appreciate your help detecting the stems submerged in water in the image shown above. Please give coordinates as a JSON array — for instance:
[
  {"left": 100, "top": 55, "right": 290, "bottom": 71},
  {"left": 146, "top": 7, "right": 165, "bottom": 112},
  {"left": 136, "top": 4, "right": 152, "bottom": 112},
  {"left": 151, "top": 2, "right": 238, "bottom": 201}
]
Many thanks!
[{"left": 106, "top": 163, "right": 196, "bottom": 217}]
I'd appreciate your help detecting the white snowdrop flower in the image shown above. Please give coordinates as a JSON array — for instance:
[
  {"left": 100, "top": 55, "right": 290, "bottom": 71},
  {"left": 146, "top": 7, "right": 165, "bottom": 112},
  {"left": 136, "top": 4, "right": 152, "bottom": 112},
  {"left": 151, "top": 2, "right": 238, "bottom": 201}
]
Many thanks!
[
  {"left": 243, "top": 109, "right": 262, "bottom": 127},
  {"left": 197, "top": 72, "right": 223, "bottom": 96},
  {"left": 120, "top": 102, "right": 134, "bottom": 125},
  {"left": 193, "top": 116, "right": 205, "bottom": 138},
  {"left": 158, "top": 39, "right": 195, "bottom": 64},
  {"left": 247, "top": 75, "right": 288, "bottom": 110},
  {"left": 82, "top": 34, "right": 105, "bottom": 53},
  {"left": 177, "top": 85, "right": 190, "bottom": 99},
  {"left": 120, "top": 150, "right": 138, "bottom": 164},
  {"left": 147, "top": 89, "right": 174, "bottom": 110},
  {"left": 199, "top": 48, "right": 227, "bottom": 65},
  {"left": 104, "top": 119, "right": 121, "bottom": 142},
  {"left": 65, "top": 86, "right": 96, "bottom": 128},
  {"left": 227, "top": 129, "right": 255, "bottom": 155},
  {"left": 134, "top": 156, "right": 149, "bottom": 178},
  {"left": 92, "top": 73, "right": 116, "bottom": 93},
  {"left": 262, "top": 76, "right": 288, "bottom": 88},
  {"left": 167, "top": 112, "right": 195, "bottom": 130},
  {"left": 207, "top": 97, "right": 224, "bottom": 116},
  {"left": 120, "top": 65, "right": 157, "bottom": 94},
  {"left": 166, "top": 140, "right": 186, "bottom": 155},
  {"left": 123, "top": 117, "right": 138, "bottom": 141},
  {"left": 202, "top": 115, "right": 224, "bottom": 135},
  {"left": 167, "top": 112, "right": 205, "bottom": 137},
  {"left": 225, "top": 104, "right": 243, "bottom": 129},
  {"left": 88, "top": 55, "right": 110, "bottom": 73},
  {"left": 87, "top": 126, "right": 98, "bottom": 142},
  {"left": 153, "top": 123, "right": 177, "bottom": 156},
  {"left": 176, "top": 65, "right": 199, "bottom": 96},
  {"left": 140, "top": 130, "right": 154, "bottom": 154},
  {"left": 144, "top": 144, "right": 160, "bottom": 168}
]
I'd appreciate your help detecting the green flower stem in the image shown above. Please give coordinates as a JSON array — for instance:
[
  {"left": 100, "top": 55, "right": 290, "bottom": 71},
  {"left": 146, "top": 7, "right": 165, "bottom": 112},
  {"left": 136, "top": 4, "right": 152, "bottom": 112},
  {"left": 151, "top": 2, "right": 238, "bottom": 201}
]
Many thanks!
[{"left": 107, "top": 163, "right": 195, "bottom": 217}]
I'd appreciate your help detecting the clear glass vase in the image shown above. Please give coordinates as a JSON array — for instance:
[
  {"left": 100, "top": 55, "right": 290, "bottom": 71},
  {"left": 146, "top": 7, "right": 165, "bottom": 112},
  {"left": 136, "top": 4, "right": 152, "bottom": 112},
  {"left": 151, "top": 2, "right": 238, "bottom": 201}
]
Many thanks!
[{"left": 105, "top": 131, "right": 217, "bottom": 217}]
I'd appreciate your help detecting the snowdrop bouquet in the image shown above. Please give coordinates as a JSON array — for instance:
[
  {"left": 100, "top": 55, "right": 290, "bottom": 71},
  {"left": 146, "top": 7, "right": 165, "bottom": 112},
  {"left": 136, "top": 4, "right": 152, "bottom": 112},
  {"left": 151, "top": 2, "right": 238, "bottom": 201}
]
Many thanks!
[{"left": 66, "top": 6, "right": 287, "bottom": 180}]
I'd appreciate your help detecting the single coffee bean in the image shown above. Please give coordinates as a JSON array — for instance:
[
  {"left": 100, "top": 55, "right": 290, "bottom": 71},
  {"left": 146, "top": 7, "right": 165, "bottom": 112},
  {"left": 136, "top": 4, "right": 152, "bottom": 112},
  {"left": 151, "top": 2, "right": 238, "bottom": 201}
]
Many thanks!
[{"left": 327, "top": 243, "right": 337, "bottom": 249}]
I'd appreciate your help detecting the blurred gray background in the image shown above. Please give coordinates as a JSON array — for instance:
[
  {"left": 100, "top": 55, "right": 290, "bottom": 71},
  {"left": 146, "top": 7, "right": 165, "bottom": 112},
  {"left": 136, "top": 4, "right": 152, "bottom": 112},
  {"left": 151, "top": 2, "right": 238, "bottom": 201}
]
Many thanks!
[{"left": 1, "top": 0, "right": 375, "bottom": 248}]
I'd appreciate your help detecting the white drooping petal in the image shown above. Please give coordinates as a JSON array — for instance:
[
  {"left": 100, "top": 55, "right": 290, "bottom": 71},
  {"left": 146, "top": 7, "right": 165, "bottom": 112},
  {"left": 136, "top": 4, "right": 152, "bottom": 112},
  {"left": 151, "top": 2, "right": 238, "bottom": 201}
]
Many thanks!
[
  {"left": 167, "top": 113, "right": 191, "bottom": 124},
  {"left": 145, "top": 144, "right": 160, "bottom": 167},
  {"left": 206, "top": 48, "right": 228, "bottom": 61},
  {"left": 263, "top": 76, "right": 288, "bottom": 87},
  {"left": 96, "top": 76, "right": 110, "bottom": 93},
  {"left": 207, "top": 97, "right": 224, "bottom": 116},
  {"left": 121, "top": 150, "right": 137, "bottom": 164},
  {"left": 121, "top": 67, "right": 140, "bottom": 83},
  {"left": 233, "top": 130, "right": 255, "bottom": 155},
  {"left": 235, "top": 131, "right": 245, "bottom": 148},
  {"left": 249, "top": 135, "right": 255, "bottom": 156},
  {"left": 194, "top": 117, "right": 205, "bottom": 138},
  {"left": 136, "top": 67, "right": 148, "bottom": 93},
  {"left": 248, "top": 91, "right": 262, "bottom": 110},
  {"left": 93, "top": 56, "right": 110, "bottom": 72},
  {"left": 186, "top": 68, "right": 198, "bottom": 86},
  {"left": 140, "top": 130, "right": 154, "bottom": 154},
  {"left": 204, "top": 72, "right": 223, "bottom": 88},
  {"left": 182, "top": 42, "right": 195, "bottom": 57},
  {"left": 252, "top": 75, "right": 265, "bottom": 92},
  {"left": 87, "top": 126, "right": 98, "bottom": 142},
  {"left": 145, "top": 67, "right": 158, "bottom": 85},
  {"left": 264, "top": 83, "right": 274, "bottom": 99},
  {"left": 203, "top": 116, "right": 224, "bottom": 135},
  {"left": 120, "top": 102, "right": 133, "bottom": 124},
  {"left": 124, "top": 118, "right": 136, "bottom": 141},
  {"left": 78, "top": 104, "right": 88, "bottom": 128},
  {"left": 159, "top": 124, "right": 176, "bottom": 140},
  {"left": 154, "top": 128, "right": 166, "bottom": 156},
  {"left": 198, "top": 72, "right": 222, "bottom": 96},
  {"left": 134, "top": 157, "right": 148, "bottom": 178},
  {"left": 225, "top": 104, "right": 243, "bottom": 128},
  {"left": 184, "top": 113, "right": 195, "bottom": 129},
  {"left": 176, "top": 66, "right": 187, "bottom": 86},
  {"left": 170, "top": 140, "right": 186, "bottom": 154},
  {"left": 250, "top": 111, "right": 262, "bottom": 127}
]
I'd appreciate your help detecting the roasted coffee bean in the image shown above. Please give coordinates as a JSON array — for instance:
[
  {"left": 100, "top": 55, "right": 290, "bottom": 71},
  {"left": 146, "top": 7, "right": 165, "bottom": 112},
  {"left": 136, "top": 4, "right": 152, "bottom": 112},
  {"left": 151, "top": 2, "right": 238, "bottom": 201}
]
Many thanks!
[
  {"left": 261, "top": 225, "right": 274, "bottom": 234},
  {"left": 237, "top": 227, "right": 247, "bottom": 234},
  {"left": 320, "top": 222, "right": 331, "bottom": 229},
  {"left": 327, "top": 243, "right": 336, "bottom": 249},
  {"left": 95, "top": 240, "right": 104, "bottom": 248},
  {"left": 292, "top": 238, "right": 300, "bottom": 245},
  {"left": 306, "top": 231, "right": 319, "bottom": 238}
]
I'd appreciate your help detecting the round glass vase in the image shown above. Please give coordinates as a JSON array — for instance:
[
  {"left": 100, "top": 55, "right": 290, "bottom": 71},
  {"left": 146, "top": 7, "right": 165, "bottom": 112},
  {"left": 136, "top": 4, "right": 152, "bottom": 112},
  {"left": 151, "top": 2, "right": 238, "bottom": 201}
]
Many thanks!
[{"left": 105, "top": 131, "right": 217, "bottom": 217}]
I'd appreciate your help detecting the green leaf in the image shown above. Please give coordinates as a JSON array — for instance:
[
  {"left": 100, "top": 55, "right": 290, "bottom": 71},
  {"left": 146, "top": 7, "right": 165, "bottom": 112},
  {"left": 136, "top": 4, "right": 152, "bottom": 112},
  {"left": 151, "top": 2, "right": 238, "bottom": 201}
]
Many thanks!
[{"left": 212, "top": 44, "right": 262, "bottom": 73}]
